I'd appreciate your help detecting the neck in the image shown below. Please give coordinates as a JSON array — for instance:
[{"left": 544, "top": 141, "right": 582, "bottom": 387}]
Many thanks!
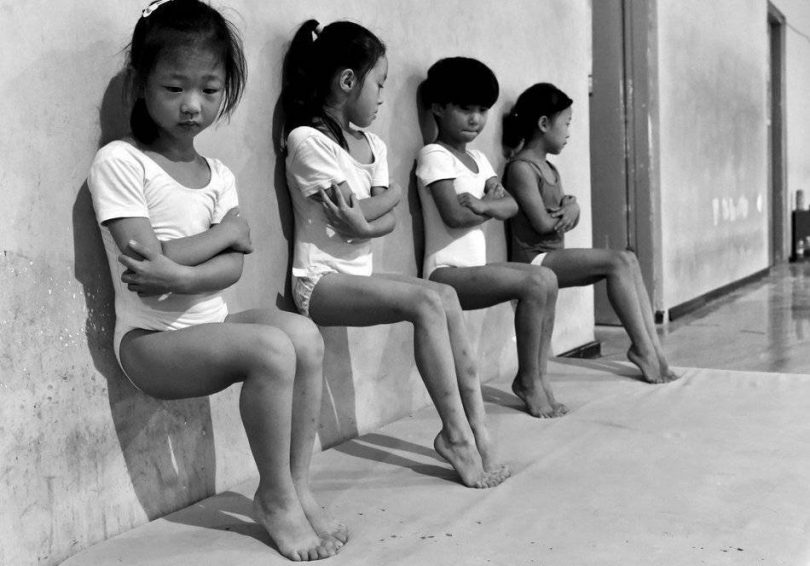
[
  {"left": 519, "top": 137, "right": 548, "bottom": 162},
  {"left": 436, "top": 132, "right": 467, "bottom": 153},
  {"left": 322, "top": 103, "right": 352, "bottom": 132},
  {"left": 147, "top": 135, "right": 198, "bottom": 162}
]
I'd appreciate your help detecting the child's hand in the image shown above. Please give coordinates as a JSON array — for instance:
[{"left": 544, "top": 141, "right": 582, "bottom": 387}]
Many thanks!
[
  {"left": 319, "top": 185, "right": 371, "bottom": 240},
  {"left": 458, "top": 192, "right": 488, "bottom": 215},
  {"left": 550, "top": 200, "right": 579, "bottom": 233},
  {"left": 483, "top": 180, "right": 506, "bottom": 200},
  {"left": 220, "top": 207, "right": 254, "bottom": 254},
  {"left": 118, "top": 240, "right": 190, "bottom": 296}
]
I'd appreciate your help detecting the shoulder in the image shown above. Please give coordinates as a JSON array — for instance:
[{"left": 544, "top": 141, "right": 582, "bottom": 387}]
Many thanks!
[
  {"left": 91, "top": 139, "right": 144, "bottom": 168},
  {"left": 287, "top": 126, "right": 333, "bottom": 152},
  {"left": 504, "top": 158, "right": 539, "bottom": 177},
  {"left": 88, "top": 140, "right": 149, "bottom": 189},
  {"left": 503, "top": 159, "right": 540, "bottom": 190},
  {"left": 205, "top": 157, "right": 236, "bottom": 186},
  {"left": 417, "top": 143, "right": 451, "bottom": 163}
]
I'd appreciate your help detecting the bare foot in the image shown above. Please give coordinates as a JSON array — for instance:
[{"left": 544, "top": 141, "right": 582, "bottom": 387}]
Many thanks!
[
  {"left": 470, "top": 424, "right": 511, "bottom": 483},
  {"left": 659, "top": 362, "right": 680, "bottom": 383},
  {"left": 253, "top": 489, "right": 339, "bottom": 561},
  {"left": 296, "top": 484, "right": 349, "bottom": 545},
  {"left": 434, "top": 430, "right": 502, "bottom": 488},
  {"left": 627, "top": 346, "right": 665, "bottom": 383},
  {"left": 512, "top": 377, "right": 568, "bottom": 418}
]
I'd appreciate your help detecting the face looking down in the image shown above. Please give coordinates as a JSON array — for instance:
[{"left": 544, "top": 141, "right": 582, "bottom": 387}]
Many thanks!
[{"left": 143, "top": 47, "right": 226, "bottom": 141}]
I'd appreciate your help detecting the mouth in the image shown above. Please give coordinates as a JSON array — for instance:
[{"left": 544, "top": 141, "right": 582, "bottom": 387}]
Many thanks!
[{"left": 179, "top": 121, "right": 200, "bottom": 129}]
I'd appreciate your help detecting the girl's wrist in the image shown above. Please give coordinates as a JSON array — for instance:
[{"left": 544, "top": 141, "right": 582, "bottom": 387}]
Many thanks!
[{"left": 173, "top": 264, "right": 196, "bottom": 294}]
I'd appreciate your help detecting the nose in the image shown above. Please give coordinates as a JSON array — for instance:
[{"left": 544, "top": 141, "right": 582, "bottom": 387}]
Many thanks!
[{"left": 180, "top": 93, "right": 201, "bottom": 116}]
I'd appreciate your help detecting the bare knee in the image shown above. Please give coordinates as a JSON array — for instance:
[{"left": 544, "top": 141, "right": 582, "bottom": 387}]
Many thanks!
[
  {"left": 282, "top": 316, "right": 325, "bottom": 366},
  {"left": 409, "top": 286, "right": 448, "bottom": 327},
  {"left": 521, "top": 267, "right": 558, "bottom": 303},
  {"left": 433, "top": 283, "right": 463, "bottom": 314},
  {"left": 610, "top": 250, "right": 639, "bottom": 274},
  {"left": 243, "top": 327, "right": 297, "bottom": 383}
]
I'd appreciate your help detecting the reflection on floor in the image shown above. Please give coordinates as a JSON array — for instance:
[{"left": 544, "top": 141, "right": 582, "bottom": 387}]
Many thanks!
[{"left": 597, "top": 261, "right": 810, "bottom": 374}]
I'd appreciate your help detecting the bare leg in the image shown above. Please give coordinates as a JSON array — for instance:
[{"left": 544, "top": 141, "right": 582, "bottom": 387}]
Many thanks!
[
  {"left": 543, "top": 248, "right": 668, "bottom": 383},
  {"left": 431, "top": 264, "right": 564, "bottom": 419},
  {"left": 624, "top": 256, "right": 679, "bottom": 381},
  {"left": 309, "top": 273, "right": 505, "bottom": 488},
  {"left": 120, "top": 321, "right": 338, "bottom": 561},
  {"left": 229, "top": 310, "right": 348, "bottom": 544},
  {"left": 376, "top": 274, "right": 508, "bottom": 480}
]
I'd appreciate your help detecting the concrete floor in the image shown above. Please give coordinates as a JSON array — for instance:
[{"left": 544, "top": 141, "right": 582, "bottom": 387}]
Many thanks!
[
  {"left": 62, "top": 262, "right": 810, "bottom": 565},
  {"left": 597, "top": 261, "right": 810, "bottom": 374}
]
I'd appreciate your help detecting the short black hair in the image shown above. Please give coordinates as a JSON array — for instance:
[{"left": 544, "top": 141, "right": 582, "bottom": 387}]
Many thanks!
[{"left": 423, "top": 57, "right": 499, "bottom": 109}]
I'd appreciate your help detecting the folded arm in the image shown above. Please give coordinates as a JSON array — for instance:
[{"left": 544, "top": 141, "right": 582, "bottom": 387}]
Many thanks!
[
  {"left": 504, "top": 162, "right": 560, "bottom": 235},
  {"left": 315, "top": 181, "right": 400, "bottom": 239},
  {"left": 160, "top": 207, "right": 253, "bottom": 265},
  {"left": 105, "top": 216, "right": 244, "bottom": 295},
  {"left": 431, "top": 176, "right": 517, "bottom": 229},
  {"left": 549, "top": 195, "right": 580, "bottom": 233}
]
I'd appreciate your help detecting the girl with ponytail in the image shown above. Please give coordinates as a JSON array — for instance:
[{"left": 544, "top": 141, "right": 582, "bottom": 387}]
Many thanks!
[
  {"left": 279, "top": 20, "right": 510, "bottom": 490},
  {"left": 503, "top": 83, "right": 679, "bottom": 384}
]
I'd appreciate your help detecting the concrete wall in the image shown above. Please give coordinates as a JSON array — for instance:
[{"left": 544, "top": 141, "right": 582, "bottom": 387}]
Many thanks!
[
  {"left": 656, "top": 0, "right": 770, "bottom": 310},
  {"left": 0, "top": 1, "right": 592, "bottom": 564}
]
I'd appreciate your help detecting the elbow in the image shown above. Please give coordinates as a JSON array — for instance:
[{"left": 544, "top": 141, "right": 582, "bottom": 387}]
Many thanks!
[
  {"left": 530, "top": 220, "right": 555, "bottom": 235},
  {"left": 443, "top": 214, "right": 470, "bottom": 229},
  {"left": 221, "top": 254, "right": 244, "bottom": 288},
  {"left": 375, "top": 214, "right": 398, "bottom": 237}
]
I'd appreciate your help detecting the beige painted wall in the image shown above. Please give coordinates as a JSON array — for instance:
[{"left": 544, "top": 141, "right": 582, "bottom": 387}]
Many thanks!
[
  {"left": 0, "top": 1, "right": 592, "bottom": 564},
  {"left": 656, "top": 0, "right": 770, "bottom": 310}
]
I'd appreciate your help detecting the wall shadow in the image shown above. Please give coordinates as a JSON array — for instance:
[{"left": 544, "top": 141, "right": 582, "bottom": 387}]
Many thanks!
[{"left": 73, "top": 72, "right": 215, "bottom": 521}]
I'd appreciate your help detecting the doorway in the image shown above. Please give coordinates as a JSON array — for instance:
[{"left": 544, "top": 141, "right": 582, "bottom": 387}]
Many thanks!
[{"left": 590, "top": 0, "right": 660, "bottom": 324}]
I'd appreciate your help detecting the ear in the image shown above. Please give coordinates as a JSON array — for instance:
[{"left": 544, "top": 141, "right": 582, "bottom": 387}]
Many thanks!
[
  {"left": 431, "top": 102, "right": 446, "bottom": 118},
  {"left": 537, "top": 115, "right": 551, "bottom": 133},
  {"left": 337, "top": 68, "right": 357, "bottom": 93}
]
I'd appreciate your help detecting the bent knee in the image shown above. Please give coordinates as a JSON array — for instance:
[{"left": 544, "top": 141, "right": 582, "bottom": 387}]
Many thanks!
[
  {"left": 283, "top": 316, "right": 325, "bottom": 361},
  {"left": 612, "top": 250, "right": 639, "bottom": 273},
  {"left": 523, "top": 268, "right": 558, "bottom": 299},
  {"left": 410, "top": 286, "right": 452, "bottom": 323},
  {"left": 244, "top": 327, "right": 297, "bottom": 380},
  {"left": 433, "top": 283, "right": 462, "bottom": 313}
]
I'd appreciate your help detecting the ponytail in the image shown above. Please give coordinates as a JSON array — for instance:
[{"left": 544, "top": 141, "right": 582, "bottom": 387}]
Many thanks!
[
  {"left": 281, "top": 19, "right": 386, "bottom": 150},
  {"left": 502, "top": 83, "right": 572, "bottom": 152}
]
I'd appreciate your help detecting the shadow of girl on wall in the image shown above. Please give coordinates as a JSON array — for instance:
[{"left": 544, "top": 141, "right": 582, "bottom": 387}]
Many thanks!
[{"left": 72, "top": 71, "right": 216, "bottom": 522}]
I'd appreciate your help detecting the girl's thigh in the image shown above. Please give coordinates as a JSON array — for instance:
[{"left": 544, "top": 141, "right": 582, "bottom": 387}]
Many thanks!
[
  {"left": 541, "top": 248, "right": 618, "bottom": 287},
  {"left": 228, "top": 308, "right": 320, "bottom": 345},
  {"left": 430, "top": 263, "right": 554, "bottom": 310},
  {"left": 120, "top": 322, "right": 293, "bottom": 400},
  {"left": 308, "top": 272, "right": 442, "bottom": 327}
]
